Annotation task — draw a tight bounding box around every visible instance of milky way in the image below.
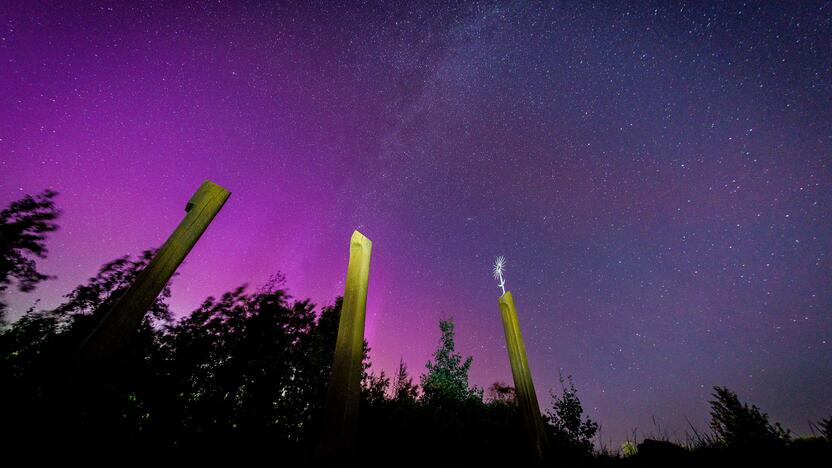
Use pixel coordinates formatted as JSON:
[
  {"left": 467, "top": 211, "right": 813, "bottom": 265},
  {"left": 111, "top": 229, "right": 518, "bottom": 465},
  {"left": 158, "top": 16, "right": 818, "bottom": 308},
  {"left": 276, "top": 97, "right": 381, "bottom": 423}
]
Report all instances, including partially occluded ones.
[{"left": 2, "top": 1, "right": 830, "bottom": 445}]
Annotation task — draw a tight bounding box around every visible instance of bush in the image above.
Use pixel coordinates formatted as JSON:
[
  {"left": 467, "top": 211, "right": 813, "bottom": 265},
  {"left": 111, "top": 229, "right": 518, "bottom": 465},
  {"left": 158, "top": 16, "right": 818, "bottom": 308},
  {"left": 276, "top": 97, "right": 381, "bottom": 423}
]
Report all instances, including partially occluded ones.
[
  {"left": 546, "top": 373, "right": 599, "bottom": 454},
  {"left": 708, "top": 386, "right": 789, "bottom": 448}
]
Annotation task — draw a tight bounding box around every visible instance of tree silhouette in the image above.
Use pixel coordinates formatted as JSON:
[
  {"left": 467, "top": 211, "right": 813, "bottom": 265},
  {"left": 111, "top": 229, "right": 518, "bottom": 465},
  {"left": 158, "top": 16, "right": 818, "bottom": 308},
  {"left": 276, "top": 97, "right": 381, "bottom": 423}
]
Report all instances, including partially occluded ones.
[
  {"left": 361, "top": 370, "right": 390, "bottom": 407},
  {"left": 546, "top": 373, "right": 598, "bottom": 454},
  {"left": 420, "top": 317, "right": 482, "bottom": 404},
  {"left": 392, "top": 358, "right": 418, "bottom": 402},
  {"left": 0, "top": 190, "right": 60, "bottom": 321},
  {"left": 157, "top": 275, "right": 343, "bottom": 452},
  {"left": 709, "top": 386, "right": 790, "bottom": 448}
]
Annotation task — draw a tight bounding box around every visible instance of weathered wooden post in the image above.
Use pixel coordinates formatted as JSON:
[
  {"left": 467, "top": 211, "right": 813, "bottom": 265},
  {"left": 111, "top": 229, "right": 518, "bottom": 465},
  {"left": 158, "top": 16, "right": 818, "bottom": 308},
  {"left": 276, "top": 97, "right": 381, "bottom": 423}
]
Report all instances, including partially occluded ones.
[
  {"left": 66, "top": 180, "right": 230, "bottom": 378},
  {"left": 316, "top": 230, "right": 372, "bottom": 465},
  {"left": 494, "top": 257, "right": 549, "bottom": 466}
]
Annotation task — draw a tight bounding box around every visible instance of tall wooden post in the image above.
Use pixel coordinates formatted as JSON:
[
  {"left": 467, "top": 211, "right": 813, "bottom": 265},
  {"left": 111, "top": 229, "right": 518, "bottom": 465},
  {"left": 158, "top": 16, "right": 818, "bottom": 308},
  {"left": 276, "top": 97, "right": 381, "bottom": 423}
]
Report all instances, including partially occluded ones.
[
  {"left": 66, "top": 180, "right": 230, "bottom": 378},
  {"left": 499, "top": 291, "right": 549, "bottom": 467},
  {"left": 317, "top": 230, "right": 372, "bottom": 465}
]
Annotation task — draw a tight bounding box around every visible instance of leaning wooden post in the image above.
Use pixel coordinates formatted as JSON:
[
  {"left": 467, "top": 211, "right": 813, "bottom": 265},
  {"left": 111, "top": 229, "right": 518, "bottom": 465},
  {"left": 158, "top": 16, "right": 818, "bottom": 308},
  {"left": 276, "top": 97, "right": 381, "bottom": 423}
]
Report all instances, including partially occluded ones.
[
  {"left": 499, "top": 291, "right": 550, "bottom": 466},
  {"left": 316, "top": 230, "right": 372, "bottom": 465},
  {"left": 492, "top": 256, "right": 549, "bottom": 466},
  {"left": 66, "top": 180, "right": 230, "bottom": 378}
]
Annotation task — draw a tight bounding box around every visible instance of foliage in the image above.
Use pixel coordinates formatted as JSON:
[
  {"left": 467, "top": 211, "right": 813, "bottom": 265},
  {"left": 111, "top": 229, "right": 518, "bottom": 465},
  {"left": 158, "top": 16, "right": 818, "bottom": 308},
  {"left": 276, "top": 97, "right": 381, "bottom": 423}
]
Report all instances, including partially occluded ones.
[
  {"left": 708, "top": 386, "right": 790, "bottom": 448},
  {"left": 391, "top": 358, "right": 418, "bottom": 402},
  {"left": 0, "top": 202, "right": 350, "bottom": 455},
  {"left": 158, "top": 277, "right": 352, "bottom": 450},
  {"left": 420, "top": 317, "right": 482, "bottom": 404},
  {"left": 361, "top": 370, "right": 390, "bottom": 407},
  {"left": 0, "top": 190, "right": 60, "bottom": 320},
  {"left": 546, "top": 373, "right": 599, "bottom": 454}
]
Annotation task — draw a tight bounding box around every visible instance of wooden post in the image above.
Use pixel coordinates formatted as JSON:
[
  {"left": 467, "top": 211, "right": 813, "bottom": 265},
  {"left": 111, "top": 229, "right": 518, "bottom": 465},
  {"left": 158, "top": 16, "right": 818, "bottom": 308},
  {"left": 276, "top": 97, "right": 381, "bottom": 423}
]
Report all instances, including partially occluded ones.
[
  {"left": 317, "top": 230, "right": 372, "bottom": 465},
  {"left": 67, "top": 180, "right": 230, "bottom": 378},
  {"left": 499, "top": 291, "right": 549, "bottom": 467}
]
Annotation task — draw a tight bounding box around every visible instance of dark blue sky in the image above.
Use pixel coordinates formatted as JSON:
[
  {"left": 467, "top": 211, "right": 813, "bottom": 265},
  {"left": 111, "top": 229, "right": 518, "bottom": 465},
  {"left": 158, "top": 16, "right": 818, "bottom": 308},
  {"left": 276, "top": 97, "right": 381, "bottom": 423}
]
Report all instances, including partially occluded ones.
[{"left": 2, "top": 1, "right": 830, "bottom": 446}]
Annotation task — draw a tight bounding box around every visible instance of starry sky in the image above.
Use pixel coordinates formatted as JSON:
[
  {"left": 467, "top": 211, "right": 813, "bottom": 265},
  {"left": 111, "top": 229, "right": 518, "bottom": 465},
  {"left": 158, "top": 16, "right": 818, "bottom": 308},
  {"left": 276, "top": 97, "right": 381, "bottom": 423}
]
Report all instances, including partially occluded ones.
[{"left": 2, "top": 1, "right": 831, "bottom": 446}]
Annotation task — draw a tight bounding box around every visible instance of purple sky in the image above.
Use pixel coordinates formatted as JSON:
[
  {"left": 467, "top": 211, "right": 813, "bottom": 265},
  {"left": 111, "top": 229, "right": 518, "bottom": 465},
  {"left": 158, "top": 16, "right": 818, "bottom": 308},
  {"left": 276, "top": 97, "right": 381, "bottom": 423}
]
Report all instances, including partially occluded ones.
[{"left": 2, "top": 1, "right": 831, "bottom": 446}]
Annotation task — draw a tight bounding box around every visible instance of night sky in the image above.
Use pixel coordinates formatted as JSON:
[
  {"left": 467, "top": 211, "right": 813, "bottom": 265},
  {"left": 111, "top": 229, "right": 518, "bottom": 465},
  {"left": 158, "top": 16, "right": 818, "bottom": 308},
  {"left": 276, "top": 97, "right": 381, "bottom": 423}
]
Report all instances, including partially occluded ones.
[{"left": 2, "top": 1, "right": 831, "bottom": 446}]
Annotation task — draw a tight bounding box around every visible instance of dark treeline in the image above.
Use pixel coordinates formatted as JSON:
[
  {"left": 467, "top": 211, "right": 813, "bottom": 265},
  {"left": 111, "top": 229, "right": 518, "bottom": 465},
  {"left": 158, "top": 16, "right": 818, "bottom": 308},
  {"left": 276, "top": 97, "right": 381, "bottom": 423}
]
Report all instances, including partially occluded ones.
[{"left": 1, "top": 191, "right": 830, "bottom": 466}]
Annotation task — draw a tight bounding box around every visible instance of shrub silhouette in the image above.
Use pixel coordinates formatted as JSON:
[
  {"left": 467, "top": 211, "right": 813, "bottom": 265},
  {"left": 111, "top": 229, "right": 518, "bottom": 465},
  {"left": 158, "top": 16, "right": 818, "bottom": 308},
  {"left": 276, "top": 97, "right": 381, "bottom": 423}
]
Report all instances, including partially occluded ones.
[
  {"left": 709, "top": 386, "right": 790, "bottom": 448},
  {"left": 546, "top": 373, "right": 599, "bottom": 455}
]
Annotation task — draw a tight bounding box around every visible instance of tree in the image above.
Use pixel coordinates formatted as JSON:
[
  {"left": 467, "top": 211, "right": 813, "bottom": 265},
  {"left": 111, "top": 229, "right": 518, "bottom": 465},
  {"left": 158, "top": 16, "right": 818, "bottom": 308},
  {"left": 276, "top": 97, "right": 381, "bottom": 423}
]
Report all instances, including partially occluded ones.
[
  {"left": 0, "top": 190, "right": 60, "bottom": 321},
  {"left": 392, "top": 358, "right": 418, "bottom": 402},
  {"left": 420, "top": 318, "right": 482, "bottom": 403},
  {"left": 709, "top": 386, "right": 790, "bottom": 447},
  {"left": 361, "top": 370, "right": 390, "bottom": 407},
  {"left": 546, "top": 373, "right": 598, "bottom": 454},
  {"left": 160, "top": 277, "right": 319, "bottom": 445}
]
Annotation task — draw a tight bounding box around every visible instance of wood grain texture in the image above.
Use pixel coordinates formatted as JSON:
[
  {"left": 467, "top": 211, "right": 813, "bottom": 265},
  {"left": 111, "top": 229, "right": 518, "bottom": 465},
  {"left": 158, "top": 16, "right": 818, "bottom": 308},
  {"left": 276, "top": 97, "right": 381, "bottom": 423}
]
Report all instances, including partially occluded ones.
[
  {"left": 499, "top": 291, "right": 550, "bottom": 467},
  {"left": 317, "top": 230, "right": 372, "bottom": 465},
  {"left": 67, "top": 180, "right": 230, "bottom": 379}
]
